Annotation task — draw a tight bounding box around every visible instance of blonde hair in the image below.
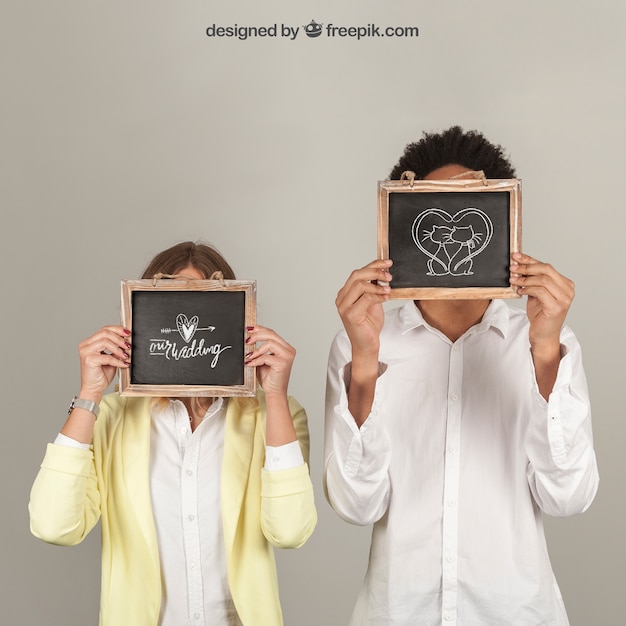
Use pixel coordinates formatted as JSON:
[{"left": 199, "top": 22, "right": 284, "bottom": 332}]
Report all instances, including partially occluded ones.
[
  {"left": 141, "top": 241, "right": 238, "bottom": 415},
  {"left": 141, "top": 241, "right": 236, "bottom": 280}
]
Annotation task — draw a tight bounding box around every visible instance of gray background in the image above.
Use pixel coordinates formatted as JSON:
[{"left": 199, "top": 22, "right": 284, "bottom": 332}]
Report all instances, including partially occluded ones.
[{"left": 2, "top": 1, "right": 624, "bottom": 624}]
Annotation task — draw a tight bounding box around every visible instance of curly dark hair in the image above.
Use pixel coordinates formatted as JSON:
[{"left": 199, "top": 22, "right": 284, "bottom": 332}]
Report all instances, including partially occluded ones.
[{"left": 388, "top": 126, "right": 516, "bottom": 180}]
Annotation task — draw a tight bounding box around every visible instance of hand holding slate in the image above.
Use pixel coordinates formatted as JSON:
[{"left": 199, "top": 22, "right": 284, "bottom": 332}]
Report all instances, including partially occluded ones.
[
  {"left": 60, "top": 325, "right": 131, "bottom": 444},
  {"left": 509, "top": 252, "right": 575, "bottom": 400},
  {"left": 335, "top": 258, "right": 393, "bottom": 427},
  {"left": 244, "top": 325, "right": 294, "bottom": 396},
  {"left": 335, "top": 259, "right": 393, "bottom": 356},
  {"left": 244, "top": 325, "right": 299, "bottom": 447},
  {"left": 79, "top": 326, "right": 132, "bottom": 396}
]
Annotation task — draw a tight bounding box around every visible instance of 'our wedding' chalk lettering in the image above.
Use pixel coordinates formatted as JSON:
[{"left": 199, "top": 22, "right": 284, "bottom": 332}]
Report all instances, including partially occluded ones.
[
  {"left": 145, "top": 311, "right": 233, "bottom": 368},
  {"left": 149, "top": 337, "right": 231, "bottom": 368}
]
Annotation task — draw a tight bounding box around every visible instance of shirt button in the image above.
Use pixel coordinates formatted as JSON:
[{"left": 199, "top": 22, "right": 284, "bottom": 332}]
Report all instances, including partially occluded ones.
[
  {"left": 188, "top": 514, "right": 195, "bottom": 522},
  {"left": 194, "top": 613, "right": 200, "bottom": 620},
  {"left": 444, "top": 613, "right": 454, "bottom": 621},
  {"left": 453, "top": 345, "right": 459, "bottom": 351},
  {"left": 447, "top": 499, "right": 457, "bottom": 507},
  {"left": 451, "top": 394, "right": 458, "bottom": 402},
  {"left": 181, "top": 427, "right": 188, "bottom": 434},
  {"left": 446, "top": 555, "right": 456, "bottom": 563},
  {"left": 449, "top": 446, "right": 457, "bottom": 454},
  {"left": 186, "top": 469, "right": 193, "bottom": 476}
]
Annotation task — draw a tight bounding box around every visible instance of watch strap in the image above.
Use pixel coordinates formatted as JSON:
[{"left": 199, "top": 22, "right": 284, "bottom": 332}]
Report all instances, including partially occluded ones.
[{"left": 68, "top": 396, "right": 100, "bottom": 418}]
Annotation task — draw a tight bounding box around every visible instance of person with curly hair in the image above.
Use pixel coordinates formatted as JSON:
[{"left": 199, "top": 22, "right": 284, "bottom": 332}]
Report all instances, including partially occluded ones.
[{"left": 324, "top": 127, "right": 598, "bottom": 625}]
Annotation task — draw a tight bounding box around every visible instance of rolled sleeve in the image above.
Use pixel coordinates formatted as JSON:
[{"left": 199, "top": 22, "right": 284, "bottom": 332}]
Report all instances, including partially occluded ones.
[
  {"left": 324, "top": 335, "right": 392, "bottom": 526},
  {"left": 526, "top": 327, "right": 599, "bottom": 517}
]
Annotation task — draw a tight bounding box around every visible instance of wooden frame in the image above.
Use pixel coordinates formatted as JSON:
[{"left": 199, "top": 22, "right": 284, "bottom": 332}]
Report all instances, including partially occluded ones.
[
  {"left": 119, "top": 278, "right": 256, "bottom": 397},
  {"left": 378, "top": 178, "right": 522, "bottom": 299}
]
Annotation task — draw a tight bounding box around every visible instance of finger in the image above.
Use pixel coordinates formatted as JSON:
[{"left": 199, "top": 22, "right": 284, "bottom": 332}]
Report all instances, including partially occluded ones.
[
  {"left": 80, "top": 327, "right": 132, "bottom": 355},
  {"left": 81, "top": 325, "right": 131, "bottom": 344},
  {"left": 337, "top": 277, "right": 390, "bottom": 314},
  {"left": 83, "top": 351, "right": 130, "bottom": 370},
  {"left": 244, "top": 352, "right": 292, "bottom": 386},
  {"left": 245, "top": 326, "right": 293, "bottom": 350},
  {"left": 510, "top": 268, "right": 574, "bottom": 303},
  {"left": 510, "top": 253, "right": 573, "bottom": 285},
  {"left": 80, "top": 337, "right": 131, "bottom": 363},
  {"left": 245, "top": 337, "right": 295, "bottom": 362},
  {"left": 245, "top": 352, "right": 285, "bottom": 368},
  {"left": 338, "top": 289, "right": 389, "bottom": 324},
  {"left": 245, "top": 329, "right": 294, "bottom": 356},
  {"left": 513, "top": 281, "right": 572, "bottom": 316},
  {"left": 511, "top": 252, "right": 538, "bottom": 265},
  {"left": 341, "top": 259, "right": 393, "bottom": 288},
  {"left": 510, "top": 255, "right": 574, "bottom": 297},
  {"left": 336, "top": 260, "right": 393, "bottom": 301}
]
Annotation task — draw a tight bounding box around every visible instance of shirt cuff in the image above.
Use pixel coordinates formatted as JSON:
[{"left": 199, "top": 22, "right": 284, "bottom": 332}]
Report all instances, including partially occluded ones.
[
  {"left": 265, "top": 440, "right": 304, "bottom": 471},
  {"left": 53, "top": 433, "right": 91, "bottom": 450},
  {"left": 529, "top": 342, "right": 571, "bottom": 405},
  {"left": 340, "top": 361, "right": 387, "bottom": 434}
]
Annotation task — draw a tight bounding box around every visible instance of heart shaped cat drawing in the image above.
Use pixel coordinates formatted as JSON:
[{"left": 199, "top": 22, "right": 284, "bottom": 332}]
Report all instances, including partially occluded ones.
[
  {"left": 412, "top": 208, "right": 493, "bottom": 276},
  {"left": 176, "top": 313, "right": 199, "bottom": 343}
]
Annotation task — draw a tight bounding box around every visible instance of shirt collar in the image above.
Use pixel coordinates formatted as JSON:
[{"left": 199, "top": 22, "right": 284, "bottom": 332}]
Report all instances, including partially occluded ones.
[
  {"left": 154, "top": 396, "right": 227, "bottom": 421},
  {"left": 398, "top": 299, "right": 511, "bottom": 339}
]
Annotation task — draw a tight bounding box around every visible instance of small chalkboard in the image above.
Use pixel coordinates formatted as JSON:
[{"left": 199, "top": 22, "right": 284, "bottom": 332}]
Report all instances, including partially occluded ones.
[
  {"left": 378, "top": 178, "right": 522, "bottom": 299},
  {"left": 119, "top": 278, "right": 256, "bottom": 397}
]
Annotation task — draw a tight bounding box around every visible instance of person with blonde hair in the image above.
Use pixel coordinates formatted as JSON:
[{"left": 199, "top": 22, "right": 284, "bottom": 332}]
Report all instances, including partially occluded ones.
[{"left": 30, "top": 241, "right": 317, "bottom": 626}]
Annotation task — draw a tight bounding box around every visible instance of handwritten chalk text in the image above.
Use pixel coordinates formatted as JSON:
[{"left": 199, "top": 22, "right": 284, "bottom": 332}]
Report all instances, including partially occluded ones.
[{"left": 149, "top": 337, "right": 232, "bottom": 368}]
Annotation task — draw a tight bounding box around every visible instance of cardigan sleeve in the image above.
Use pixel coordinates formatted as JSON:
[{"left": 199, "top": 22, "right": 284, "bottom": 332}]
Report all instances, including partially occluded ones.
[
  {"left": 260, "top": 397, "right": 317, "bottom": 548},
  {"left": 29, "top": 443, "right": 101, "bottom": 545}
]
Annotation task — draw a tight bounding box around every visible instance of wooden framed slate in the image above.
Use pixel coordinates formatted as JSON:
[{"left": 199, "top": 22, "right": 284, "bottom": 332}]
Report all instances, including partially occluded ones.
[
  {"left": 378, "top": 177, "right": 522, "bottom": 299},
  {"left": 119, "top": 278, "right": 256, "bottom": 397}
]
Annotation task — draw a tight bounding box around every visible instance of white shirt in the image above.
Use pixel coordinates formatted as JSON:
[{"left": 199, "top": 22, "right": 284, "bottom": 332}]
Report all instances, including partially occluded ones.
[
  {"left": 324, "top": 300, "right": 598, "bottom": 626},
  {"left": 150, "top": 397, "right": 238, "bottom": 626},
  {"left": 55, "top": 397, "right": 304, "bottom": 626}
]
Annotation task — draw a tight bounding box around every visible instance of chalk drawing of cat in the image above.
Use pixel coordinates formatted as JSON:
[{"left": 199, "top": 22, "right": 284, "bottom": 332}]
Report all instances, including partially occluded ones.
[
  {"left": 448, "top": 225, "right": 483, "bottom": 275},
  {"left": 422, "top": 225, "right": 453, "bottom": 275},
  {"left": 412, "top": 207, "right": 494, "bottom": 279}
]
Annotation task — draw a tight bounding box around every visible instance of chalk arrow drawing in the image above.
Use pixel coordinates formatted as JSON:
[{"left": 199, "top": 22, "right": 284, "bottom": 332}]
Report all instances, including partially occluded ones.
[{"left": 159, "top": 313, "right": 216, "bottom": 343}]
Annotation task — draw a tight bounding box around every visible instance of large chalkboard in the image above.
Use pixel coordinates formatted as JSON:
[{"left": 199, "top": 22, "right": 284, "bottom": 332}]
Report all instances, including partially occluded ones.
[
  {"left": 378, "top": 178, "right": 522, "bottom": 299},
  {"left": 119, "top": 278, "right": 256, "bottom": 396}
]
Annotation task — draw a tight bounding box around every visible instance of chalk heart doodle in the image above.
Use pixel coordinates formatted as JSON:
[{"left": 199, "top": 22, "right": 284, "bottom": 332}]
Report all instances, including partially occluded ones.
[
  {"left": 152, "top": 315, "right": 226, "bottom": 367},
  {"left": 412, "top": 208, "right": 494, "bottom": 276},
  {"left": 176, "top": 313, "right": 199, "bottom": 343}
]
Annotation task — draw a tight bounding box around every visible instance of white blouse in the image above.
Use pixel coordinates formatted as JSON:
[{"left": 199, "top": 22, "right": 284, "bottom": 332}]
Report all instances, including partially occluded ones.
[{"left": 55, "top": 396, "right": 304, "bottom": 626}]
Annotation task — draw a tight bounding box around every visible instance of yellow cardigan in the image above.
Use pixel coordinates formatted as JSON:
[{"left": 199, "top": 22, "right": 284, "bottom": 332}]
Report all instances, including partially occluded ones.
[{"left": 29, "top": 392, "right": 317, "bottom": 626}]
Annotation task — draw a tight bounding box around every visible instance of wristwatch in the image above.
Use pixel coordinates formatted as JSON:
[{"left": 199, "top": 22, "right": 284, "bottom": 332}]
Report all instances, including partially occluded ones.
[{"left": 68, "top": 396, "right": 100, "bottom": 418}]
